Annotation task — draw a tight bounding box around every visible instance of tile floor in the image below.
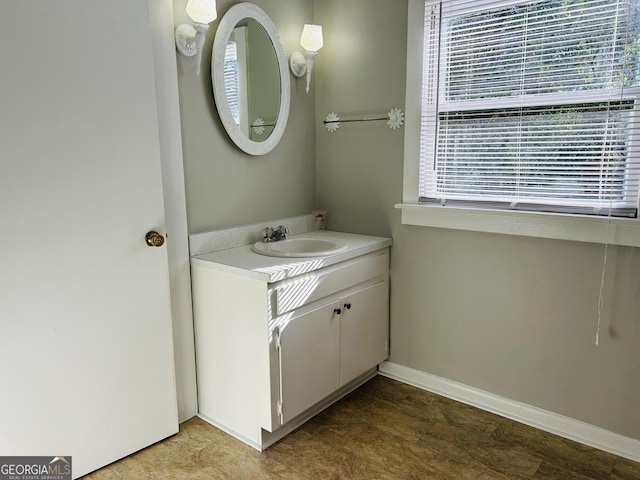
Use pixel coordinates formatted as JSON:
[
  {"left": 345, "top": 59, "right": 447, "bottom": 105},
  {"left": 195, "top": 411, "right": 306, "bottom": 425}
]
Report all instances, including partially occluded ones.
[{"left": 83, "top": 376, "right": 640, "bottom": 479}]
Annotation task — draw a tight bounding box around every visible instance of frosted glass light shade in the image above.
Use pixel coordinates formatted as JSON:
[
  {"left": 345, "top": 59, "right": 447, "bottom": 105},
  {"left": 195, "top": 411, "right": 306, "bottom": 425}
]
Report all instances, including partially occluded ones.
[
  {"left": 186, "top": 0, "right": 217, "bottom": 24},
  {"left": 300, "top": 24, "right": 323, "bottom": 52}
]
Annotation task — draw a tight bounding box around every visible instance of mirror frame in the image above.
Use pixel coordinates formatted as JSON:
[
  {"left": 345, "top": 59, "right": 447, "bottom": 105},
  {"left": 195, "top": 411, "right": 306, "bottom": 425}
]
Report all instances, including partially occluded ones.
[{"left": 212, "top": 3, "right": 290, "bottom": 156}]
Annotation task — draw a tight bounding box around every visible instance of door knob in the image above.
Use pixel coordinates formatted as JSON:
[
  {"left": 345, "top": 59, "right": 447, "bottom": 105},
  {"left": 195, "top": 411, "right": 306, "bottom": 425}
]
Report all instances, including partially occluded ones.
[
  {"left": 145, "top": 231, "right": 165, "bottom": 247},
  {"left": 344, "top": 303, "right": 352, "bottom": 310},
  {"left": 333, "top": 307, "right": 342, "bottom": 315}
]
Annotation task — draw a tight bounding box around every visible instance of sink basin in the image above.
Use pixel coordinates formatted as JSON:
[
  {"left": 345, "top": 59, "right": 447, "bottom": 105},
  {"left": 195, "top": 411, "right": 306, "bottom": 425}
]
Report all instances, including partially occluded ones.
[{"left": 251, "top": 237, "right": 347, "bottom": 257}]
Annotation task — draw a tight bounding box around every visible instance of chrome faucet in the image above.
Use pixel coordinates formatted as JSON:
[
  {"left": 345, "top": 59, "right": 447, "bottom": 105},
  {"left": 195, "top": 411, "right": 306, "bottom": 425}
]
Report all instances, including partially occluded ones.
[
  {"left": 260, "top": 225, "right": 288, "bottom": 243},
  {"left": 261, "top": 227, "right": 275, "bottom": 243},
  {"left": 274, "top": 225, "right": 289, "bottom": 241}
]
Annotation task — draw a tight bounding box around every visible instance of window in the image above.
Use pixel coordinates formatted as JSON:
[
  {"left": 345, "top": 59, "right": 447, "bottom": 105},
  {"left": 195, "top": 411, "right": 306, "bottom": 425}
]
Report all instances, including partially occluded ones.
[
  {"left": 223, "top": 39, "right": 241, "bottom": 126},
  {"left": 223, "top": 26, "right": 249, "bottom": 134},
  {"left": 418, "top": 0, "right": 640, "bottom": 218}
]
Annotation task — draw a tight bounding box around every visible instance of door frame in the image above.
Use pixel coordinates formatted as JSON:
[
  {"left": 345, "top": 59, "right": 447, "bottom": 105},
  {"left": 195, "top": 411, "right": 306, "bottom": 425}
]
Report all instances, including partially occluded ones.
[{"left": 149, "top": 0, "right": 197, "bottom": 422}]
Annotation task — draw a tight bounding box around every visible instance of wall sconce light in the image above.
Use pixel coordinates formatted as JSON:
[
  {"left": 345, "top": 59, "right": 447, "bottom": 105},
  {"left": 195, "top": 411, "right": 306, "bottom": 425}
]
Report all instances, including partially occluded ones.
[
  {"left": 290, "top": 24, "right": 323, "bottom": 93},
  {"left": 175, "top": 0, "right": 218, "bottom": 76}
]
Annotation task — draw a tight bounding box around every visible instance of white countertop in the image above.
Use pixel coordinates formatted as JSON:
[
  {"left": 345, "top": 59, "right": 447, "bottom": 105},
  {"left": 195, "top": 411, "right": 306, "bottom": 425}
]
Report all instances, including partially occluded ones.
[{"left": 191, "top": 230, "right": 392, "bottom": 283}]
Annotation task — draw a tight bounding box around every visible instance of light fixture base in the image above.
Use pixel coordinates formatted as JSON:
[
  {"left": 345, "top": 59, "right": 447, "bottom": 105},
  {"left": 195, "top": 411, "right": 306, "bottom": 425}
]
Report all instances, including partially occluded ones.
[
  {"left": 290, "top": 51, "right": 306, "bottom": 77},
  {"left": 175, "top": 24, "right": 198, "bottom": 57}
]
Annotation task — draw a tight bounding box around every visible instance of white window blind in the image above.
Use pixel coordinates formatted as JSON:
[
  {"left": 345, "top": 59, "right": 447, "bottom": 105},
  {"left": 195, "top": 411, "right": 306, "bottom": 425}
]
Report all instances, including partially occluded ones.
[
  {"left": 419, "top": 0, "right": 640, "bottom": 217},
  {"left": 224, "top": 40, "right": 241, "bottom": 126}
]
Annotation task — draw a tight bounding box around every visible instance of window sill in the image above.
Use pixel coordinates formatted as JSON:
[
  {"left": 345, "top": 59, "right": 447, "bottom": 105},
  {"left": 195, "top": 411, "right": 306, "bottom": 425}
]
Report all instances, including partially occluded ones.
[{"left": 396, "top": 203, "right": 640, "bottom": 247}]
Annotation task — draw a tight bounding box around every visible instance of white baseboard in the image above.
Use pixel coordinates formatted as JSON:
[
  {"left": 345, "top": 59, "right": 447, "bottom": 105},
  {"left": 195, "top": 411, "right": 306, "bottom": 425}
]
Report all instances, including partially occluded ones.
[{"left": 378, "top": 361, "right": 640, "bottom": 463}]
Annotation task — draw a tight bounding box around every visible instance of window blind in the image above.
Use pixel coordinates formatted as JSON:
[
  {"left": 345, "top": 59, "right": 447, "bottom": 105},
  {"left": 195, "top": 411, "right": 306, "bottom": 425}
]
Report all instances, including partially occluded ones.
[
  {"left": 223, "top": 40, "right": 241, "bottom": 126},
  {"left": 419, "top": 0, "right": 640, "bottom": 217}
]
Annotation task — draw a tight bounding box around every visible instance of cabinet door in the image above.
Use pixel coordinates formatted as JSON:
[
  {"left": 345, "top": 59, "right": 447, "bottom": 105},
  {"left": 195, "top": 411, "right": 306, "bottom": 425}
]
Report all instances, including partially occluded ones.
[
  {"left": 278, "top": 301, "right": 341, "bottom": 424},
  {"left": 341, "top": 281, "right": 389, "bottom": 385}
]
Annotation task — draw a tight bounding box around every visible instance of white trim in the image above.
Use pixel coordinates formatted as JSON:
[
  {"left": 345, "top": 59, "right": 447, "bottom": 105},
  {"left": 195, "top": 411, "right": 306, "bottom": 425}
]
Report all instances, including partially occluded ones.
[
  {"left": 396, "top": 203, "right": 640, "bottom": 247},
  {"left": 402, "top": 0, "right": 426, "bottom": 204},
  {"left": 149, "top": 0, "right": 197, "bottom": 422},
  {"left": 379, "top": 361, "right": 640, "bottom": 463}
]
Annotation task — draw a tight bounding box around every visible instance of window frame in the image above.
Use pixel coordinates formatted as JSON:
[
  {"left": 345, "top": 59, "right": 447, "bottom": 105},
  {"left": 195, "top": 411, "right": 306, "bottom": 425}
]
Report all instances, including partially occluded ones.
[{"left": 399, "top": 0, "right": 640, "bottom": 247}]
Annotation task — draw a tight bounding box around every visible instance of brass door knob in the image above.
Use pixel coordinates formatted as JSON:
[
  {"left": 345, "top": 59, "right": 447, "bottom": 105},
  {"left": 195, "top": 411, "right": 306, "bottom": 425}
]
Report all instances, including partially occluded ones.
[{"left": 145, "top": 231, "right": 165, "bottom": 247}]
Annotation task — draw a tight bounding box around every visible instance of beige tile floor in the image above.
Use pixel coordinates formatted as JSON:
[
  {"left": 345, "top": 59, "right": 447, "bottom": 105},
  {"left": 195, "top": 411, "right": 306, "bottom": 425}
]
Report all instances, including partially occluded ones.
[{"left": 83, "top": 376, "right": 640, "bottom": 479}]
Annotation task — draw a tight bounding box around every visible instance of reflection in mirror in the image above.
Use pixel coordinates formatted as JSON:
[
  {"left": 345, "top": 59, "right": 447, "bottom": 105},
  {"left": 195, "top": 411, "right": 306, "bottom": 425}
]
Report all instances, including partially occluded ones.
[
  {"left": 212, "top": 3, "right": 290, "bottom": 156},
  {"left": 223, "top": 20, "right": 280, "bottom": 142},
  {"left": 224, "top": 27, "right": 247, "bottom": 134}
]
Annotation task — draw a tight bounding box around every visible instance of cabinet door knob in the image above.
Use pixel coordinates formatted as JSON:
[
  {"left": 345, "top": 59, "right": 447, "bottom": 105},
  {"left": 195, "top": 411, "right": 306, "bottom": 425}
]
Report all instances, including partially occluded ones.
[
  {"left": 333, "top": 307, "right": 342, "bottom": 315},
  {"left": 344, "top": 303, "right": 352, "bottom": 310}
]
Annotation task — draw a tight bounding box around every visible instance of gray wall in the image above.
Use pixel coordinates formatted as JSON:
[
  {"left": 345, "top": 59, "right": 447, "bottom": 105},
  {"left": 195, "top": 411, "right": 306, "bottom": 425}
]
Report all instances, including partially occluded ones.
[
  {"left": 314, "top": 0, "right": 640, "bottom": 441},
  {"left": 174, "top": 0, "right": 316, "bottom": 233}
]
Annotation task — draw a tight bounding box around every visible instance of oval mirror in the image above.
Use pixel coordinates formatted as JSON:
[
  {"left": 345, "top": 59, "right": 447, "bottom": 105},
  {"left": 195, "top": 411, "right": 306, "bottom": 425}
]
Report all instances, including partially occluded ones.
[{"left": 212, "top": 3, "right": 290, "bottom": 155}]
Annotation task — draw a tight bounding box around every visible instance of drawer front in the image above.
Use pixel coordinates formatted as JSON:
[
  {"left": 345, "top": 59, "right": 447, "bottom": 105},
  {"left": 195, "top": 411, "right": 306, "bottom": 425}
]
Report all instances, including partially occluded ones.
[{"left": 272, "top": 249, "right": 389, "bottom": 316}]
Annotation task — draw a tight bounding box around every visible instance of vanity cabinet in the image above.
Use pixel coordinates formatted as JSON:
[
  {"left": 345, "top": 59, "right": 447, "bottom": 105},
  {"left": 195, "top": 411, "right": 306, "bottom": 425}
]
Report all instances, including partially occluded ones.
[{"left": 191, "top": 246, "right": 389, "bottom": 450}]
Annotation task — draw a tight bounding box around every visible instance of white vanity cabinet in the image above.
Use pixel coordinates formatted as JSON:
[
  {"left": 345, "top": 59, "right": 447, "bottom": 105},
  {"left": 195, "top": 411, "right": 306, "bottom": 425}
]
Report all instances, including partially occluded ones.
[{"left": 191, "top": 239, "right": 390, "bottom": 450}]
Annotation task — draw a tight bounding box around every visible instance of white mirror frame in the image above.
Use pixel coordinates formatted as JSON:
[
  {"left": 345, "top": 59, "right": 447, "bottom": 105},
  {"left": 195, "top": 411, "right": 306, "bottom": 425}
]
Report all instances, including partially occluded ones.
[{"left": 212, "top": 3, "right": 290, "bottom": 156}]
